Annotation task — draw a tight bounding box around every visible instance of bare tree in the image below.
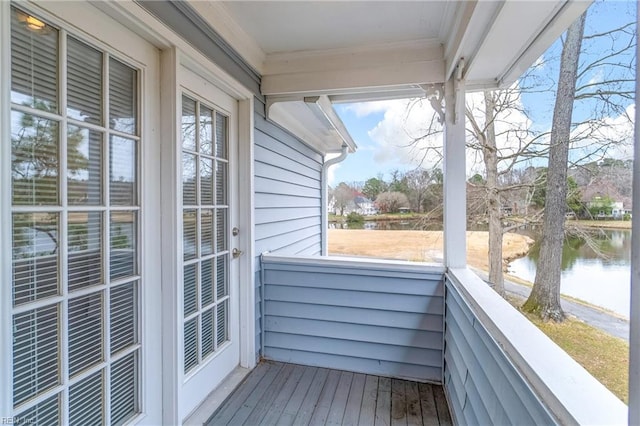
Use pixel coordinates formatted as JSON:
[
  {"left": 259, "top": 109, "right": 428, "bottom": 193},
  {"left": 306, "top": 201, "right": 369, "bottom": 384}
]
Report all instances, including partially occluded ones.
[{"left": 523, "top": 12, "right": 587, "bottom": 321}]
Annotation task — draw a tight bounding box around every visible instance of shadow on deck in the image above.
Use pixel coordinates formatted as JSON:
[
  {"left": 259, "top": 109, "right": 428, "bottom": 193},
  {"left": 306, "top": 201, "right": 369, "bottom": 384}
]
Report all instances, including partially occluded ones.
[{"left": 206, "top": 361, "right": 452, "bottom": 425}]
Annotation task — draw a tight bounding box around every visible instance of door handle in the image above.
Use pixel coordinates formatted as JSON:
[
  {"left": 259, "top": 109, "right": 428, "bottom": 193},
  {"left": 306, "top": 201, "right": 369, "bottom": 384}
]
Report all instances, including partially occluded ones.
[{"left": 232, "top": 248, "right": 243, "bottom": 258}]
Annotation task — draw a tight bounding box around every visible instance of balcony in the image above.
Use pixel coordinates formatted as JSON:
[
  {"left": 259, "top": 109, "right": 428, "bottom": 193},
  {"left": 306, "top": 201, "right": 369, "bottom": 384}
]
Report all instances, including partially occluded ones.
[{"left": 201, "top": 254, "right": 628, "bottom": 425}]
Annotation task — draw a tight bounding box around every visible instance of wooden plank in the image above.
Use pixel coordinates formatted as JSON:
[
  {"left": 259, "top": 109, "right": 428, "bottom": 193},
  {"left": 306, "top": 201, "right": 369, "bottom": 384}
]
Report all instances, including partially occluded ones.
[
  {"left": 375, "top": 377, "right": 391, "bottom": 426},
  {"left": 342, "top": 373, "right": 366, "bottom": 426},
  {"left": 207, "top": 362, "right": 274, "bottom": 424},
  {"left": 358, "top": 375, "right": 378, "bottom": 426},
  {"left": 276, "top": 366, "right": 319, "bottom": 426},
  {"left": 405, "top": 381, "right": 423, "bottom": 426},
  {"left": 326, "top": 371, "right": 354, "bottom": 425},
  {"left": 244, "top": 363, "right": 296, "bottom": 425},
  {"left": 391, "top": 379, "right": 407, "bottom": 426},
  {"left": 308, "top": 369, "right": 341, "bottom": 425},
  {"left": 293, "top": 368, "right": 330, "bottom": 425},
  {"left": 225, "top": 362, "right": 284, "bottom": 425},
  {"left": 433, "top": 386, "right": 453, "bottom": 426},
  {"left": 418, "top": 383, "right": 439, "bottom": 426},
  {"left": 259, "top": 364, "right": 306, "bottom": 425}
]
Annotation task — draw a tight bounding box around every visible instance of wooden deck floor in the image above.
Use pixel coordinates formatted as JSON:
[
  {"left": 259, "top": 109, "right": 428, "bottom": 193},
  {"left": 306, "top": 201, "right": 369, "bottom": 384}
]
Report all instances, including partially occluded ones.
[{"left": 206, "top": 361, "right": 452, "bottom": 426}]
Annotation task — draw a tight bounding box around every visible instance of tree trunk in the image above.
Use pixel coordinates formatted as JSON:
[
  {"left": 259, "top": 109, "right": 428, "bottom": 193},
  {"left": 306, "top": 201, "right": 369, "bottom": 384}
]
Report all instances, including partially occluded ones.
[
  {"left": 483, "top": 91, "right": 505, "bottom": 295},
  {"left": 523, "top": 12, "right": 586, "bottom": 321}
]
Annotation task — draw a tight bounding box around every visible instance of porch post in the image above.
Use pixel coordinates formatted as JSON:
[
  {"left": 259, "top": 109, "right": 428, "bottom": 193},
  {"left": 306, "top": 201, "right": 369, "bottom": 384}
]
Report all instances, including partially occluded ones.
[
  {"left": 443, "top": 69, "right": 467, "bottom": 268},
  {"left": 629, "top": 4, "right": 640, "bottom": 421}
]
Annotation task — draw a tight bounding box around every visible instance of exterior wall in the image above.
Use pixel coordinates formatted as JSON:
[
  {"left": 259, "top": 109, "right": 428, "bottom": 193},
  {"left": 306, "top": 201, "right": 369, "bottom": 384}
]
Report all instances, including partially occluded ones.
[
  {"left": 253, "top": 99, "right": 325, "bottom": 358},
  {"left": 443, "top": 276, "right": 556, "bottom": 425},
  {"left": 261, "top": 255, "right": 446, "bottom": 382}
]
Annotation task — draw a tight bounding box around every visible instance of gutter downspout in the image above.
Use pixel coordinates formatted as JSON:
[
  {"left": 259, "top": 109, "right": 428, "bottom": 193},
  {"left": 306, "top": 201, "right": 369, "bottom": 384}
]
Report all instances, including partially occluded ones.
[
  {"left": 321, "top": 145, "right": 349, "bottom": 255},
  {"left": 628, "top": 5, "right": 640, "bottom": 422}
]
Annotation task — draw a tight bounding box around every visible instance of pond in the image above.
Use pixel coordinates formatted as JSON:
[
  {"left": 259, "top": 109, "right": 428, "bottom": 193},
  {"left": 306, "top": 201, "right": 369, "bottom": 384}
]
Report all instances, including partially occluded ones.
[{"left": 508, "top": 229, "right": 631, "bottom": 318}]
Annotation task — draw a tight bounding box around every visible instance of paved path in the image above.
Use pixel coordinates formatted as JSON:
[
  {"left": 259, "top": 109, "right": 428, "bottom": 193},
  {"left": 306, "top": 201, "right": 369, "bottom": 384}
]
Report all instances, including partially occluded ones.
[{"left": 472, "top": 269, "right": 630, "bottom": 341}]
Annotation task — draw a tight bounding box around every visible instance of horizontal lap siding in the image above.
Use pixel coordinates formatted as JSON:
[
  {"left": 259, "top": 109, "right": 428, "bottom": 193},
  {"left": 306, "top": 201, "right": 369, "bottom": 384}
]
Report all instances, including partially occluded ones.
[
  {"left": 262, "top": 259, "right": 445, "bottom": 383},
  {"left": 443, "top": 278, "right": 556, "bottom": 425},
  {"left": 254, "top": 100, "right": 324, "bottom": 359}
]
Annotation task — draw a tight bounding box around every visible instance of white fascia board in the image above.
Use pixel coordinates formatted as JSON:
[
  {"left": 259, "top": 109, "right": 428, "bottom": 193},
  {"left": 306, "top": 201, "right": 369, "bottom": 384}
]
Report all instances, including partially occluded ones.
[
  {"left": 497, "top": 0, "right": 592, "bottom": 87},
  {"left": 266, "top": 96, "right": 355, "bottom": 155},
  {"left": 261, "top": 41, "right": 444, "bottom": 97},
  {"left": 186, "top": 1, "right": 266, "bottom": 74}
]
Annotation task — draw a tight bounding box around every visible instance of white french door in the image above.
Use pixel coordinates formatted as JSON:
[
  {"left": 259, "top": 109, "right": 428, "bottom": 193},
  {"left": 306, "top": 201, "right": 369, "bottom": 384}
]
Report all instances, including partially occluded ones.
[
  {"left": 178, "top": 68, "right": 240, "bottom": 420},
  {"left": 5, "top": 2, "right": 162, "bottom": 424}
]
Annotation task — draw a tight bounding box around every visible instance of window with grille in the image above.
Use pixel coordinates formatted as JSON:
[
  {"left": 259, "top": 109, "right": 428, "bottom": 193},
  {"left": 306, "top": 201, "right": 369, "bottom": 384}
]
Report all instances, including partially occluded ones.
[
  {"left": 10, "top": 6, "right": 140, "bottom": 424},
  {"left": 181, "top": 95, "right": 230, "bottom": 375}
]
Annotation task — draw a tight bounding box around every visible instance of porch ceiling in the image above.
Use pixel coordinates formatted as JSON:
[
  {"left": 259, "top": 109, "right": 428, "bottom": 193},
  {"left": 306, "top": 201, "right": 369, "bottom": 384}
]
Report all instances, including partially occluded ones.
[{"left": 194, "top": 0, "right": 590, "bottom": 99}]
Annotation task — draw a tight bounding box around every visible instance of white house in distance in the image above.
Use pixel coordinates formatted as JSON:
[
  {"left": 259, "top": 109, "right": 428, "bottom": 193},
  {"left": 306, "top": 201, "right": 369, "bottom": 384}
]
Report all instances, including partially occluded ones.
[{"left": 1, "top": 1, "right": 635, "bottom": 425}]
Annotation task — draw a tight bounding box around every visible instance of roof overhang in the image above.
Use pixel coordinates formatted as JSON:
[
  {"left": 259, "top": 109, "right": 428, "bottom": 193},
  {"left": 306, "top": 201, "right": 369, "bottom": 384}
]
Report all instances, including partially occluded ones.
[{"left": 187, "top": 0, "right": 591, "bottom": 153}]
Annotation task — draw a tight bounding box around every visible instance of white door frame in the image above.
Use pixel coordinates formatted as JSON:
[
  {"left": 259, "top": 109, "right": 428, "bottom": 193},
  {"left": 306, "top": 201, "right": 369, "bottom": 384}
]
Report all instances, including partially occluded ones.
[{"left": 159, "top": 48, "right": 256, "bottom": 425}]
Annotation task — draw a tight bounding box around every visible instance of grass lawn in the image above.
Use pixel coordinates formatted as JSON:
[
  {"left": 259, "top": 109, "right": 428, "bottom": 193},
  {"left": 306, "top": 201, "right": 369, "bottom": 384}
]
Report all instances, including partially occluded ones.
[{"left": 329, "top": 229, "right": 629, "bottom": 403}]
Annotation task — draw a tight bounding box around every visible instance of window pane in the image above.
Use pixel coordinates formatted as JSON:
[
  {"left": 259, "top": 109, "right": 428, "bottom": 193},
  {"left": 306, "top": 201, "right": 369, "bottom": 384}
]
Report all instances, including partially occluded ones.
[
  {"left": 16, "top": 393, "right": 60, "bottom": 425},
  {"left": 216, "top": 209, "right": 227, "bottom": 252},
  {"left": 181, "top": 96, "right": 196, "bottom": 151},
  {"left": 12, "top": 212, "right": 59, "bottom": 306},
  {"left": 184, "top": 318, "right": 198, "bottom": 373},
  {"left": 215, "top": 161, "right": 227, "bottom": 206},
  {"left": 13, "top": 305, "right": 60, "bottom": 407},
  {"left": 68, "top": 293, "right": 103, "bottom": 376},
  {"left": 68, "top": 126, "right": 102, "bottom": 206},
  {"left": 200, "top": 106, "right": 213, "bottom": 155},
  {"left": 111, "top": 282, "right": 137, "bottom": 354},
  {"left": 215, "top": 112, "right": 227, "bottom": 159},
  {"left": 110, "top": 211, "right": 137, "bottom": 279},
  {"left": 216, "top": 300, "right": 228, "bottom": 346},
  {"left": 201, "top": 259, "right": 214, "bottom": 307},
  {"left": 109, "top": 57, "right": 137, "bottom": 134},
  {"left": 201, "top": 209, "right": 214, "bottom": 257},
  {"left": 10, "top": 7, "right": 58, "bottom": 112},
  {"left": 200, "top": 158, "right": 213, "bottom": 206},
  {"left": 184, "top": 264, "right": 197, "bottom": 317},
  {"left": 68, "top": 212, "right": 102, "bottom": 291},
  {"left": 69, "top": 370, "right": 104, "bottom": 426},
  {"left": 182, "top": 153, "right": 197, "bottom": 206},
  {"left": 183, "top": 209, "right": 197, "bottom": 261},
  {"left": 216, "top": 255, "right": 228, "bottom": 300},
  {"left": 110, "top": 136, "right": 137, "bottom": 206},
  {"left": 11, "top": 111, "right": 59, "bottom": 206},
  {"left": 111, "top": 352, "right": 139, "bottom": 426},
  {"left": 202, "top": 308, "right": 214, "bottom": 358},
  {"left": 67, "top": 36, "right": 102, "bottom": 124}
]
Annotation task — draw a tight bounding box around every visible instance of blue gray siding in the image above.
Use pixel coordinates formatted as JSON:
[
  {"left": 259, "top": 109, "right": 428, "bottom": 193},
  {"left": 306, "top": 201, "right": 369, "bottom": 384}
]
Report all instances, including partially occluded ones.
[
  {"left": 443, "top": 276, "right": 555, "bottom": 425},
  {"left": 254, "top": 100, "right": 325, "bottom": 358},
  {"left": 261, "top": 256, "right": 446, "bottom": 382}
]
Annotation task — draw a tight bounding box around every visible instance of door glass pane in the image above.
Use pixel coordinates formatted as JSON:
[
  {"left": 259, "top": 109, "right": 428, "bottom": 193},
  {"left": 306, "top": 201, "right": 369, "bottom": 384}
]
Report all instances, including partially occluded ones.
[
  {"left": 109, "top": 58, "right": 137, "bottom": 134},
  {"left": 201, "top": 308, "right": 214, "bottom": 358},
  {"left": 69, "top": 371, "right": 104, "bottom": 425},
  {"left": 184, "top": 264, "right": 198, "bottom": 317},
  {"left": 111, "top": 282, "right": 138, "bottom": 354},
  {"left": 216, "top": 301, "right": 228, "bottom": 346},
  {"left": 110, "top": 136, "right": 137, "bottom": 206},
  {"left": 11, "top": 111, "right": 59, "bottom": 206},
  {"left": 184, "top": 318, "right": 198, "bottom": 373},
  {"left": 67, "top": 36, "right": 102, "bottom": 124},
  {"left": 200, "top": 106, "right": 213, "bottom": 155},
  {"left": 215, "top": 161, "right": 227, "bottom": 205},
  {"left": 215, "top": 112, "right": 227, "bottom": 159},
  {"left": 217, "top": 254, "right": 228, "bottom": 300},
  {"left": 181, "top": 96, "right": 196, "bottom": 151},
  {"left": 18, "top": 394, "right": 60, "bottom": 425},
  {"left": 200, "top": 158, "right": 214, "bottom": 205},
  {"left": 201, "top": 259, "right": 214, "bottom": 307},
  {"left": 216, "top": 209, "right": 227, "bottom": 252},
  {"left": 201, "top": 209, "right": 214, "bottom": 256},
  {"left": 111, "top": 353, "right": 138, "bottom": 426},
  {"left": 182, "top": 153, "right": 197, "bottom": 205},
  {"left": 68, "top": 293, "right": 103, "bottom": 376},
  {"left": 68, "top": 126, "right": 102, "bottom": 205},
  {"left": 13, "top": 305, "right": 60, "bottom": 406},
  {"left": 68, "top": 212, "right": 102, "bottom": 291},
  {"left": 10, "top": 6, "right": 58, "bottom": 112},
  {"left": 110, "top": 211, "right": 137, "bottom": 279},
  {"left": 183, "top": 209, "right": 197, "bottom": 261},
  {"left": 12, "top": 212, "right": 59, "bottom": 306}
]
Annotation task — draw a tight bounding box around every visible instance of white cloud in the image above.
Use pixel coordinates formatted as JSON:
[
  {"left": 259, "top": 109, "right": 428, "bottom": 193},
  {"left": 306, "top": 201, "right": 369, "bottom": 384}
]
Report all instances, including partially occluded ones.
[
  {"left": 343, "top": 100, "right": 405, "bottom": 118},
  {"left": 327, "top": 162, "right": 340, "bottom": 187}
]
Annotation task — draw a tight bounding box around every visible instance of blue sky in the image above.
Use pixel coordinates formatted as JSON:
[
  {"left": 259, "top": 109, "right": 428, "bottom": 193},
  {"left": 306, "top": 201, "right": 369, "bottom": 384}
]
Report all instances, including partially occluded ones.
[{"left": 329, "top": 0, "right": 636, "bottom": 187}]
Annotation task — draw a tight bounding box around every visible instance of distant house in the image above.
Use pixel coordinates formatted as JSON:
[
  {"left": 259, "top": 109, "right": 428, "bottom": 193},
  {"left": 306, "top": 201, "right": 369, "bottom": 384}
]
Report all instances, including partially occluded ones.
[{"left": 344, "top": 195, "right": 378, "bottom": 216}]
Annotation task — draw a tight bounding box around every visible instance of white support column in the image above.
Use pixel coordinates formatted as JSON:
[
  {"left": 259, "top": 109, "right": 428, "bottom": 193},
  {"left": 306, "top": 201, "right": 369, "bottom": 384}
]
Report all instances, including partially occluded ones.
[
  {"left": 443, "top": 72, "right": 467, "bottom": 268},
  {"left": 629, "top": 4, "right": 640, "bottom": 422}
]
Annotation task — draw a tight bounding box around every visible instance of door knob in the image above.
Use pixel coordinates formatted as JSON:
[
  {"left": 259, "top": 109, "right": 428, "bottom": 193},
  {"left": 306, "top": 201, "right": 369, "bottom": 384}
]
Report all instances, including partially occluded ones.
[{"left": 232, "top": 248, "right": 243, "bottom": 258}]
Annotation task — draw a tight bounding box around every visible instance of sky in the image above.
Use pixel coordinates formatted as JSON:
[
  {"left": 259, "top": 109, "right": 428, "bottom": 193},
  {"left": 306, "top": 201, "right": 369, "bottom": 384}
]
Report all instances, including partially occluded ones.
[{"left": 329, "top": 0, "right": 637, "bottom": 188}]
